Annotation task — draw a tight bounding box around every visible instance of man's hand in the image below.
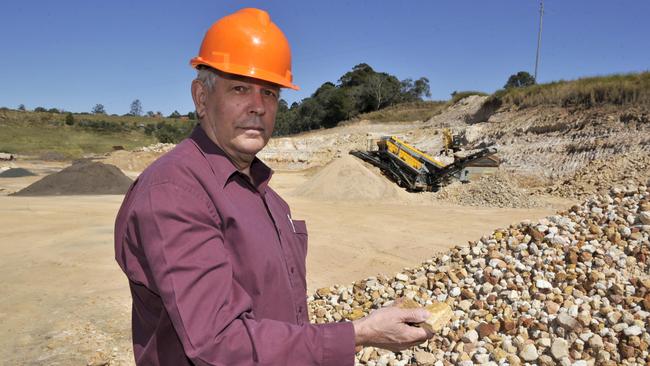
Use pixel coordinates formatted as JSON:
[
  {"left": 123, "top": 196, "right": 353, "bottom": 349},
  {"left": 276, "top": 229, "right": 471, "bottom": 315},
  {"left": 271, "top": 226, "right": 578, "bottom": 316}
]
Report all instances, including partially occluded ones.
[{"left": 352, "top": 304, "right": 434, "bottom": 352}]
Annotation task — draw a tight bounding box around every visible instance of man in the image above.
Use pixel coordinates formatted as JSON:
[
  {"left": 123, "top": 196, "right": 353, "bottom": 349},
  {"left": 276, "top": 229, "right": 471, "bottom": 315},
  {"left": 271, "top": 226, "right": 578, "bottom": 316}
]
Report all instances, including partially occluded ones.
[{"left": 115, "top": 8, "right": 433, "bottom": 365}]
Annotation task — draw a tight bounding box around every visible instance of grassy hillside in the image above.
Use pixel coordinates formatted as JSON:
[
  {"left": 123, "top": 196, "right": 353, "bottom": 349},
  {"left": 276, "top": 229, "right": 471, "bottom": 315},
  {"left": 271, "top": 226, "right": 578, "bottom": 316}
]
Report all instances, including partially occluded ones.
[
  {"left": 0, "top": 109, "right": 193, "bottom": 159},
  {"left": 356, "top": 72, "right": 649, "bottom": 125},
  {"left": 489, "top": 71, "right": 650, "bottom": 109}
]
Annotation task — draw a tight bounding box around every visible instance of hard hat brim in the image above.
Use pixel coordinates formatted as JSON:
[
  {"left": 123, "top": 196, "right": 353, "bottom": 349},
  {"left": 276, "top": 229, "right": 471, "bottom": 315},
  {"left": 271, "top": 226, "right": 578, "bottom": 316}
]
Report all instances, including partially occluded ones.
[{"left": 190, "top": 57, "right": 299, "bottom": 91}]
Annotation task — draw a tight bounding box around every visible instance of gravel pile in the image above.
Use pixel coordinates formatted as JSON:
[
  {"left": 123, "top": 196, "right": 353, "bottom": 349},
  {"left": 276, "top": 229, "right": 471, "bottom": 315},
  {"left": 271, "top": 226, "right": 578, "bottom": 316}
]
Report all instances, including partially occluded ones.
[
  {"left": 11, "top": 160, "right": 132, "bottom": 196},
  {"left": 0, "top": 167, "right": 36, "bottom": 178},
  {"left": 433, "top": 172, "right": 541, "bottom": 208},
  {"left": 545, "top": 151, "right": 650, "bottom": 200},
  {"left": 135, "top": 143, "right": 176, "bottom": 153},
  {"left": 308, "top": 184, "right": 650, "bottom": 365}
]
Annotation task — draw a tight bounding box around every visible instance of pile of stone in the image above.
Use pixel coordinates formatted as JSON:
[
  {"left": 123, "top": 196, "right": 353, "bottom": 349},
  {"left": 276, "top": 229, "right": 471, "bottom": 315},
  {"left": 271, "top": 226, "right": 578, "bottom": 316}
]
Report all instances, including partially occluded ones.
[
  {"left": 0, "top": 167, "right": 36, "bottom": 178},
  {"left": 308, "top": 184, "right": 650, "bottom": 365},
  {"left": 433, "top": 172, "right": 541, "bottom": 208},
  {"left": 135, "top": 143, "right": 176, "bottom": 153},
  {"left": 11, "top": 160, "right": 132, "bottom": 196},
  {"left": 545, "top": 151, "right": 650, "bottom": 200}
]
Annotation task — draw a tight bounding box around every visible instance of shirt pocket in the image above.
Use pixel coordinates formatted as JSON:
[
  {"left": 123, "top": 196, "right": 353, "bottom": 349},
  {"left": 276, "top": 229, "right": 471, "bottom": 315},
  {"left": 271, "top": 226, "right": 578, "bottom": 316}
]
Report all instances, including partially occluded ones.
[
  {"left": 291, "top": 219, "right": 308, "bottom": 258},
  {"left": 288, "top": 219, "right": 308, "bottom": 285}
]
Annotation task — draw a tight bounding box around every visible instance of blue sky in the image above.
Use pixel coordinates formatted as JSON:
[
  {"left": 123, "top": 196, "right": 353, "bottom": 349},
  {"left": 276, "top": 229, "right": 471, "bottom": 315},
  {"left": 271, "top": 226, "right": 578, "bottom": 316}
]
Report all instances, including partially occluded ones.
[{"left": 1, "top": 1, "right": 648, "bottom": 115}]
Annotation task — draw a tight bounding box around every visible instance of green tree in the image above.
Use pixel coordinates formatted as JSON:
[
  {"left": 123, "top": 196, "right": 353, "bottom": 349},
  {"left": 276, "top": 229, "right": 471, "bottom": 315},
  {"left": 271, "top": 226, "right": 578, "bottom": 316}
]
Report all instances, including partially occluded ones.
[
  {"left": 400, "top": 77, "right": 431, "bottom": 102},
  {"left": 312, "top": 82, "right": 354, "bottom": 127},
  {"left": 168, "top": 110, "right": 181, "bottom": 118},
  {"left": 338, "top": 63, "right": 375, "bottom": 87},
  {"left": 129, "top": 99, "right": 143, "bottom": 116},
  {"left": 34, "top": 106, "right": 47, "bottom": 112},
  {"left": 273, "top": 99, "right": 293, "bottom": 135},
  {"left": 17, "top": 104, "right": 26, "bottom": 111},
  {"left": 92, "top": 103, "right": 106, "bottom": 114},
  {"left": 271, "top": 63, "right": 434, "bottom": 136},
  {"left": 364, "top": 73, "right": 401, "bottom": 110},
  {"left": 504, "top": 71, "right": 536, "bottom": 89}
]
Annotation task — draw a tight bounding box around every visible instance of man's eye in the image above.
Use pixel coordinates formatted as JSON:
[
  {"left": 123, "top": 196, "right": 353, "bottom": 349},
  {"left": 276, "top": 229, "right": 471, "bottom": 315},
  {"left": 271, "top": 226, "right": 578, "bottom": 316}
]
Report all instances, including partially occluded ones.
[
  {"left": 233, "top": 86, "right": 248, "bottom": 93},
  {"left": 263, "top": 89, "right": 278, "bottom": 98}
]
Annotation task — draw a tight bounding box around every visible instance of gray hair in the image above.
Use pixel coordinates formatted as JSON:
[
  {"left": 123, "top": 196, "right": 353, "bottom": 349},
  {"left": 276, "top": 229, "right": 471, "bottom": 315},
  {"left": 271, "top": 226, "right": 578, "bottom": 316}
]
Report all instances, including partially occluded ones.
[
  {"left": 196, "top": 66, "right": 218, "bottom": 92},
  {"left": 195, "top": 66, "right": 283, "bottom": 98}
]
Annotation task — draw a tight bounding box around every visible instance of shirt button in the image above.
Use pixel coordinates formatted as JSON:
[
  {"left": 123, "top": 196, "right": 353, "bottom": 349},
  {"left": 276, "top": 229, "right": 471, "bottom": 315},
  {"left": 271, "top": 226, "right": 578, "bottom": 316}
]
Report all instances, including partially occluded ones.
[{"left": 290, "top": 267, "right": 295, "bottom": 274}]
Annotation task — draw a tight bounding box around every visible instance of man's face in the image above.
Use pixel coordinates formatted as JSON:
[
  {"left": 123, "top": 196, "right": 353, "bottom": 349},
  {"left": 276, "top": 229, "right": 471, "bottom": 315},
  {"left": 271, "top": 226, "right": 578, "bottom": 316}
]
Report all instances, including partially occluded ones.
[{"left": 193, "top": 71, "right": 280, "bottom": 168}]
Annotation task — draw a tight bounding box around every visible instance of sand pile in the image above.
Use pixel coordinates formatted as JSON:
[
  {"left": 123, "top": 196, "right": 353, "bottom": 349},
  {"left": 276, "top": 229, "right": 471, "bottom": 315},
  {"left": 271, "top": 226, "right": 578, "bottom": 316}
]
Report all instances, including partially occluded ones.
[
  {"left": 11, "top": 161, "right": 132, "bottom": 196},
  {"left": 0, "top": 168, "right": 36, "bottom": 178},
  {"left": 292, "top": 155, "right": 412, "bottom": 202},
  {"left": 434, "top": 171, "right": 541, "bottom": 208}
]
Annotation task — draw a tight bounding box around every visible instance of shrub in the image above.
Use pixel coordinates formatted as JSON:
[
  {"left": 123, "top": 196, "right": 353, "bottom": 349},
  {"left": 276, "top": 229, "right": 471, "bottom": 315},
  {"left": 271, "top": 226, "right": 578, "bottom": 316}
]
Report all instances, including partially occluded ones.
[
  {"left": 153, "top": 122, "right": 194, "bottom": 143},
  {"left": 65, "top": 113, "right": 74, "bottom": 126}
]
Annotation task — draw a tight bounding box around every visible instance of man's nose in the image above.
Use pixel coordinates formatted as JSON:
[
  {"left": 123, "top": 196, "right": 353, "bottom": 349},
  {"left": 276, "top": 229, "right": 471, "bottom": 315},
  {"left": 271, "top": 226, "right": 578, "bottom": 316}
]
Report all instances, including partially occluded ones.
[{"left": 248, "top": 88, "right": 266, "bottom": 116}]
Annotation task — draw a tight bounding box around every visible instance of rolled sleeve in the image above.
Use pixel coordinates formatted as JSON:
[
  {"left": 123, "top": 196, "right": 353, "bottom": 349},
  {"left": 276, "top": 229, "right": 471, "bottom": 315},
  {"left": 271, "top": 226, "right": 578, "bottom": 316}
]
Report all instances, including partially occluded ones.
[{"left": 128, "top": 181, "right": 355, "bottom": 365}]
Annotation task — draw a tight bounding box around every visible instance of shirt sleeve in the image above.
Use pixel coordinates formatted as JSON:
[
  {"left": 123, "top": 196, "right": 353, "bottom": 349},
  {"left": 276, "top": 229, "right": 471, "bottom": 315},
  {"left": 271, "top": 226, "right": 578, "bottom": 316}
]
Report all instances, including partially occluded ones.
[{"left": 128, "top": 181, "right": 355, "bottom": 366}]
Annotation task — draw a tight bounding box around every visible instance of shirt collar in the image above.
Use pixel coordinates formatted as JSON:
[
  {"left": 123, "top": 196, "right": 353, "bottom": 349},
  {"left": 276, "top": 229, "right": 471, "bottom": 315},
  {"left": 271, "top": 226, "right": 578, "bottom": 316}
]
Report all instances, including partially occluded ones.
[{"left": 189, "top": 125, "right": 273, "bottom": 193}]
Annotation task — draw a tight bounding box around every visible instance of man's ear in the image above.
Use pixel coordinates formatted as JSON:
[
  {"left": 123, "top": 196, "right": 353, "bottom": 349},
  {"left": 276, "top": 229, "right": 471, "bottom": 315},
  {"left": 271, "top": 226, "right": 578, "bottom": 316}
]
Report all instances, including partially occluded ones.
[{"left": 191, "top": 80, "right": 207, "bottom": 120}]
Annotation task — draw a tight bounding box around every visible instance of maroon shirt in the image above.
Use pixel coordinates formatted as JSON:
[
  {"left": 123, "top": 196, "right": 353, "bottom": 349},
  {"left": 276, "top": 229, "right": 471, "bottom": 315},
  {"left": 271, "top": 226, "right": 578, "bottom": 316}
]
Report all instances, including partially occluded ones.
[{"left": 114, "top": 125, "right": 355, "bottom": 365}]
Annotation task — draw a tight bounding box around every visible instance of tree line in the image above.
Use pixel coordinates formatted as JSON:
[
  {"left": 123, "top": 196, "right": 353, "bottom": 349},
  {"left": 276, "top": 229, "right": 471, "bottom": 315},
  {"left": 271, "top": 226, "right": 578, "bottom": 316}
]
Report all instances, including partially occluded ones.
[
  {"left": 15, "top": 100, "right": 196, "bottom": 120},
  {"left": 10, "top": 67, "right": 542, "bottom": 144},
  {"left": 273, "top": 63, "right": 431, "bottom": 135}
]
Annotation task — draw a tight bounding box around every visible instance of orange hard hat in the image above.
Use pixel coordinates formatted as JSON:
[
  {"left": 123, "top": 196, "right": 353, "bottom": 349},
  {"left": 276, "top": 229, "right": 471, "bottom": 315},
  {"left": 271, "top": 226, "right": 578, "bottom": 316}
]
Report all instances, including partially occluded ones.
[{"left": 190, "top": 8, "right": 299, "bottom": 90}]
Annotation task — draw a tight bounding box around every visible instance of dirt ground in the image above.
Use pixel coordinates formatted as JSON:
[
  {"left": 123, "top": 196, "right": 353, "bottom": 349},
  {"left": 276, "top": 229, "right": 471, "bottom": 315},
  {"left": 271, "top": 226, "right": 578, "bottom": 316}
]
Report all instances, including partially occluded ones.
[{"left": 0, "top": 161, "right": 573, "bottom": 365}]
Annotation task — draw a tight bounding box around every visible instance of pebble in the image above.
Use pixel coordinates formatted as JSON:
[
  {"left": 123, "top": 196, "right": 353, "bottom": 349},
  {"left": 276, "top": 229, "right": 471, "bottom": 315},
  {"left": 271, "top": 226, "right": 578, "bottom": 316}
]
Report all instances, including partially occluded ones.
[
  {"left": 640, "top": 211, "right": 650, "bottom": 225},
  {"left": 556, "top": 313, "right": 581, "bottom": 331},
  {"left": 476, "top": 323, "right": 496, "bottom": 339},
  {"left": 519, "top": 343, "right": 539, "bottom": 361},
  {"left": 623, "top": 325, "right": 643, "bottom": 336},
  {"left": 395, "top": 273, "right": 409, "bottom": 282},
  {"left": 473, "top": 353, "right": 490, "bottom": 364},
  {"left": 413, "top": 350, "right": 436, "bottom": 365},
  {"left": 588, "top": 334, "right": 604, "bottom": 349},
  {"left": 536, "top": 279, "right": 553, "bottom": 289},
  {"left": 551, "top": 338, "right": 570, "bottom": 360},
  {"left": 462, "top": 330, "right": 479, "bottom": 344},
  {"left": 537, "top": 337, "right": 551, "bottom": 347}
]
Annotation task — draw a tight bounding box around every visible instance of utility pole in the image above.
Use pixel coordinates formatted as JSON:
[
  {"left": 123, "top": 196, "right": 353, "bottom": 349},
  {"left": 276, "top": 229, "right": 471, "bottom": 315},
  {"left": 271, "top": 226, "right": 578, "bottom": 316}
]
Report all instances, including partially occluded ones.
[{"left": 534, "top": 0, "right": 544, "bottom": 82}]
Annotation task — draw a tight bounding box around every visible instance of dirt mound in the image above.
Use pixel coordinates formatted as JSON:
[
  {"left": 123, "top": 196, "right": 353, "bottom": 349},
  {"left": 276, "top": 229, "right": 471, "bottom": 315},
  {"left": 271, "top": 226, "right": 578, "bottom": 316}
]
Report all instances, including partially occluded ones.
[
  {"left": 433, "top": 171, "right": 541, "bottom": 208},
  {"left": 292, "top": 155, "right": 412, "bottom": 202},
  {"left": 0, "top": 168, "right": 36, "bottom": 178},
  {"left": 424, "top": 95, "right": 488, "bottom": 128},
  {"left": 11, "top": 161, "right": 133, "bottom": 196}
]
